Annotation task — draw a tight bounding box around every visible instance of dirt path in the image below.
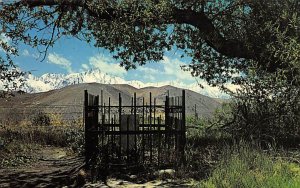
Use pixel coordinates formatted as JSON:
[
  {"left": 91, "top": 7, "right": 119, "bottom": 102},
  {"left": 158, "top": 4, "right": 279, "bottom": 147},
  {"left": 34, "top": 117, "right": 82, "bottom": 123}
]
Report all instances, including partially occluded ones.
[
  {"left": 0, "top": 147, "right": 84, "bottom": 188},
  {"left": 105, "top": 179, "right": 193, "bottom": 187},
  {"left": 0, "top": 147, "right": 195, "bottom": 187}
]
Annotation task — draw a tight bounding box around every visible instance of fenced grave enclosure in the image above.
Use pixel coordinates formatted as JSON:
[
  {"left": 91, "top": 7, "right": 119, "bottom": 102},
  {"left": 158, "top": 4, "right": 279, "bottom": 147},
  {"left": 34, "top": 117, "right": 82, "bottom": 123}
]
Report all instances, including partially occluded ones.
[{"left": 84, "top": 89, "right": 186, "bottom": 171}]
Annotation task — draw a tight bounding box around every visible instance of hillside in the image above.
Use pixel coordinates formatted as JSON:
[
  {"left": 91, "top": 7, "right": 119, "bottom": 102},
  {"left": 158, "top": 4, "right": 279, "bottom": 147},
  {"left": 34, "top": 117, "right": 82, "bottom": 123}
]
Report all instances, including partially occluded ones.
[
  {"left": 0, "top": 83, "right": 223, "bottom": 124},
  {"left": 0, "top": 69, "right": 229, "bottom": 98}
]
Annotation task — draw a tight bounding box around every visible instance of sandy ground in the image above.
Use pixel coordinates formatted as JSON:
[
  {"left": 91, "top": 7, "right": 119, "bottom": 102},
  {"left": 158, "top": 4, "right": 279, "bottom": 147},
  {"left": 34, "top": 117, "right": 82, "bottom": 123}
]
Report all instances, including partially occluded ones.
[
  {"left": 0, "top": 147, "right": 194, "bottom": 187},
  {"left": 0, "top": 147, "right": 84, "bottom": 187}
]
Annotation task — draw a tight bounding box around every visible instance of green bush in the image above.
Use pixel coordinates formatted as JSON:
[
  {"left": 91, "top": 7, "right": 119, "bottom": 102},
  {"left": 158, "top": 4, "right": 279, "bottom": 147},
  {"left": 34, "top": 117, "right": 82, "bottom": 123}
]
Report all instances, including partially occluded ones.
[{"left": 213, "top": 71, "right": 300, "bottom": 141}]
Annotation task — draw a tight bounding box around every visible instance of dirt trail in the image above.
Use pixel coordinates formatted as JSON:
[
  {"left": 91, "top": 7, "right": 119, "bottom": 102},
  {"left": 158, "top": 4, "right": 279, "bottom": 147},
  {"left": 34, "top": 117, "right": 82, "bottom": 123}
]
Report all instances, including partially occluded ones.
[
  {"left": 0, "top": 147, "right": 194, "bottom": 187},
  {"left": 0, "top": 147, "right": 84, "bottom": 188}
]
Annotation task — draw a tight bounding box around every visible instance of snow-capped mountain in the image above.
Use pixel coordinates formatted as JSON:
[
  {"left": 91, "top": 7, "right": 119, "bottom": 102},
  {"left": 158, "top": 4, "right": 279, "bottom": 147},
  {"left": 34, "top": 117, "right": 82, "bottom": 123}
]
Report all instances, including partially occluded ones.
[
  {"left": 14, "top": 69, "right": 229, "bottom": 98},
  {"left": 23, "top": 69, "right": 143, "bottom": 93}
]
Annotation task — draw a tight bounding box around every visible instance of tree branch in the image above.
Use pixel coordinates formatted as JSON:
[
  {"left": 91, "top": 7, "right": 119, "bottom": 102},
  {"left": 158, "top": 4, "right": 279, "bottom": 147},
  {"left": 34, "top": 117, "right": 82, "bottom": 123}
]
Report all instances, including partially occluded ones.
[
  {"left": 173, "top": 8, "right": 253, "bottom": 59},
  {"left": 19, "top": 0, "right": 83, "bottom": 7},
  {"left": 16, "top": 0, "right": 254, "bottom": 60}
]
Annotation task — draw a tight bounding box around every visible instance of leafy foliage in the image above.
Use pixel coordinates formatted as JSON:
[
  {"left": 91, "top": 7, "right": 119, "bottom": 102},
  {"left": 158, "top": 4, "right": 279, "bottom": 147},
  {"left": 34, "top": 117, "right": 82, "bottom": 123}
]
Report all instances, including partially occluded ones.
[
  {"left": 0, "top": 1, "right": 299, "bottom": 144},
  {"left": 0, "top": 36, "right": 26, "bottom": 97},
  {"left": 210, "top": 70, "right": 300, "bottom": 141},
  {"left": 0, "top": 0, "right": 299, "bottom": 91}
]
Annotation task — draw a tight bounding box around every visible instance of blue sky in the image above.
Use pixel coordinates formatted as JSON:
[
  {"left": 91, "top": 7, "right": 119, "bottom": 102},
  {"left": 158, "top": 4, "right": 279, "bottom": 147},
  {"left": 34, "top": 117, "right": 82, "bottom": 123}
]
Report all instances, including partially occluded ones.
[
  {"left": 9, "top": 35, "right": 197, "bottom": 84},
  {"left": 0, "top": 33, "right": 238, "bottom": 98}
]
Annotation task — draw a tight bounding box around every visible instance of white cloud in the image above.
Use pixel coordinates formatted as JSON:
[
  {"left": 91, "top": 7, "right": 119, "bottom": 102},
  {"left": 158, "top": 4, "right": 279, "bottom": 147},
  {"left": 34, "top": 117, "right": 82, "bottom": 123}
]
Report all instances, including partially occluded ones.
[
  {"left": 81, "top": 64, "right": 89, "bottom": 70},
  {"left": 22, "top": 66, "right": 238, "bottom": 98},
  {"left": 32, "top": 53, "right": 40, "bottom": 59},
  {"left": 47, "top": 53, "right": 73, "bottom": 73},
  {"left": 89, "top": 55, "right": 127, "bottom": 77},
  {"left": 22, "top": 49, "right": 30, "bottom": 56},
  {"left": 0, "top": 33, "right": 10, "bottom": 44},
  {"left": 128, "top": 56, "right": 238, "bottom": 98},
  {"left": 134, "top": 56, "right": 195, "bottom": 83},
  {"left": 143, "top": 74, "right": 156, "bottom": 81},
  {"left": 21, "top": 51, "right": 239, "bottom": 98},
  {"left": 161, "top": 56, "right": 195, "bottom": 82},
  {"left": 138, "top": 67, "right": 158, "bottom": 74}
]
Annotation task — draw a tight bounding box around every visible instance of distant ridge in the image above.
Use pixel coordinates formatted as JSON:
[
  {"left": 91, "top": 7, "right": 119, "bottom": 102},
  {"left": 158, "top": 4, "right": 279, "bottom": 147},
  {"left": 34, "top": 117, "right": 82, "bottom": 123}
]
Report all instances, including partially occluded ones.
[
  {"left": 0, "top": 69, "right": 229, "bottom": 98},
  {"left": 0, "top": 83, "right": 223, "bottom": 118}
]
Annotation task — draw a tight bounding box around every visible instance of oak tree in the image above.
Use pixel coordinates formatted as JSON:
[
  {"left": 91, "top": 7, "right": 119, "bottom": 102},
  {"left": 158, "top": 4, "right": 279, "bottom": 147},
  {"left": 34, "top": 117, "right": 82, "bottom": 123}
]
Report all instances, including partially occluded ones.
[{"left": 0, "top": 0, "right": 299, "bottom": 92}]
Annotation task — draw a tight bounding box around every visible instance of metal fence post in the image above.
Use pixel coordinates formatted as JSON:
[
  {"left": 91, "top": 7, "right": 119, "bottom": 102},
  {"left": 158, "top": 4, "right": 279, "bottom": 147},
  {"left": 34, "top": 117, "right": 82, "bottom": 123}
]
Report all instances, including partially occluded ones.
[
  {"left": 84, "top": 90, "right": 89, "bottom": 165},
  {"left": 180, "top": 90, "right": 186, "bottom": 165}
]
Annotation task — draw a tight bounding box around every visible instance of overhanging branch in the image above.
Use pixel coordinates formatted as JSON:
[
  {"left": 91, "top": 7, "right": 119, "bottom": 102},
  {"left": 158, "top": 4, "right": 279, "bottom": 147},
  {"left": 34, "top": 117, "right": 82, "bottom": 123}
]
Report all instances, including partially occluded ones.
[
  {"left": 173, "top": 8, "right": 253, "bottom": 59},
  {"left": 14, "top": 0, "right": 254, "bottom": 60}
]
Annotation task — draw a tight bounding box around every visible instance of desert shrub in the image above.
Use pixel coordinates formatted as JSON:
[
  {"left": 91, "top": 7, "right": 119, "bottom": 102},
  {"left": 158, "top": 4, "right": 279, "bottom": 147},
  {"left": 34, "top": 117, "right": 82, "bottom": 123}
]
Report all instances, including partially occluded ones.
[
  {"left": 186, "top": 116, "right": 209, "bottom": 138},
  {"left": 48, "top": 113, "right": 64, "bottom": 126},
  {"left": 3, "top": 107, "right": 25, "bottom": 126},
  {"left": 0, "top": 124, "right": 84, "bottom": 152},
  {"left": 176, "top": 124, "right": 230, "bottom": 180},
  {"left": 31, "top": 111, "right": 51, "bottom": 126},
  {"left": 175, "top": 141, "right": 223, "bottom": 180},
  {"left": 185, "top": 104, "right": 234, "bottom": 142},
  {"left": 214, "top": 70, "right": 300, "bottom": 142},
  {"left": 66, "top": 128, "right": 84, "bottom": 153},
  {"left": 68, "top": 115, "right": 84, "bottom": 128}
]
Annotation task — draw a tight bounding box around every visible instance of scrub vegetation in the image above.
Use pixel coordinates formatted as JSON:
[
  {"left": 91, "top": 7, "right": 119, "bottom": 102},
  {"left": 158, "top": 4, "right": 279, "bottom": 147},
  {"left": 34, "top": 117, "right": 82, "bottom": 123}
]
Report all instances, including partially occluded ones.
[{"left": 0, "top": 0, "right": 299, "bottom": 187}]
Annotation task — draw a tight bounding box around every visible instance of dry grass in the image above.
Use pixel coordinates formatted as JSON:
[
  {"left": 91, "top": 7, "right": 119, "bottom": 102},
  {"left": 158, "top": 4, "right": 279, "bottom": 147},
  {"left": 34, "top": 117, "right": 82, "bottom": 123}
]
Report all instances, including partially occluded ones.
[
  {"left": 0, "top": 118, "right": 84, "bottom": 168},
  {"left": 198, "top": 142, "right": 300, "bottom": 188}
]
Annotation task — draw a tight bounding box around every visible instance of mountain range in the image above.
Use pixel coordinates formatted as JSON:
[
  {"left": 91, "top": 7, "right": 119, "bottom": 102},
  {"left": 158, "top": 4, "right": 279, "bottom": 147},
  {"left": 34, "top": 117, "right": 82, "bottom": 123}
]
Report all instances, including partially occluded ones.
[
  {"left": 0, "top": 83, "right": 223, "bottom": 123},
  {"left": 0, "top": 69, "right": 228, "bottom": 124},
  {"left": 15, "top": 69, "right": 227, "bottom": 98}
]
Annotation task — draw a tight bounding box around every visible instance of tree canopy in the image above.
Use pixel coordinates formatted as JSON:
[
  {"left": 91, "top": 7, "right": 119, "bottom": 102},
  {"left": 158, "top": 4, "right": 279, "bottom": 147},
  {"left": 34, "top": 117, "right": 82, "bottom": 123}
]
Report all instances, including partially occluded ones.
[{"left": 0, "top": 0, "right": 299, "bottom": 92}]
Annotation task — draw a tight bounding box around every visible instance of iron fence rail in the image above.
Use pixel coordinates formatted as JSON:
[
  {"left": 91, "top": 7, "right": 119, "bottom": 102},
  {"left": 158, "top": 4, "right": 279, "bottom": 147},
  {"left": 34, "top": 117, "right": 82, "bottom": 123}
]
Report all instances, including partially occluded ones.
[{"left": 84, "top": 89, "right": 186, "bottom": 170}]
